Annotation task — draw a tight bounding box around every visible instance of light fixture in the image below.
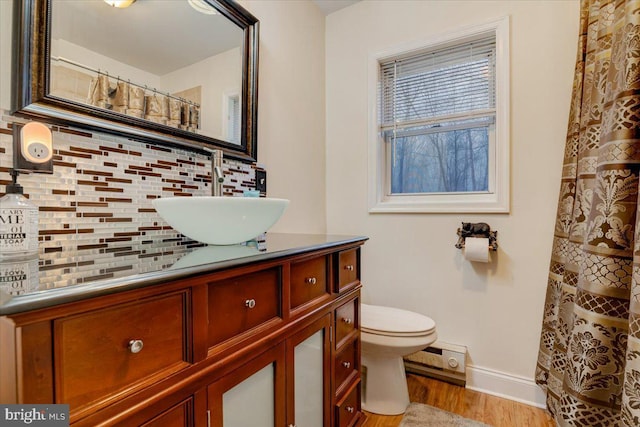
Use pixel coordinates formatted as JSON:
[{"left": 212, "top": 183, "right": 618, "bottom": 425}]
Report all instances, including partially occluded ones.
[
  {"left": 13, "top": 121, "right": 54, "bottom": 173},
  {"left": 188, "top": 0, "right": 218, "bottom": 15},
  {"left": 104, "top": 0, "right": 137, "bottom": 8}
]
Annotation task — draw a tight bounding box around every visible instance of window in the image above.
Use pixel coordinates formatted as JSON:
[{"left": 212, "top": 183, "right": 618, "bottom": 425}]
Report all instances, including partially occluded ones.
[
  {"left": 368, "top": 18, "right": 509, "bottom": 213},
  {"left": 224, "top": 91, "right": 241, "bottom": 144}
]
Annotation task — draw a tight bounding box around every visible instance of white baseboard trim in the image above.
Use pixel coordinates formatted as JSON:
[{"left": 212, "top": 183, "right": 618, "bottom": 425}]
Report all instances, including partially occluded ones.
[{"left": 466, "top": 365, "right": 548, "bottom": 409}]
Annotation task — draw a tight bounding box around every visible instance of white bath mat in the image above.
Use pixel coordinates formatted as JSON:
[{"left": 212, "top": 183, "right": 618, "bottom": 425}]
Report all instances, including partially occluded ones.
[{"left": 398, "top": 402, "right": 493, "bottom": 427}]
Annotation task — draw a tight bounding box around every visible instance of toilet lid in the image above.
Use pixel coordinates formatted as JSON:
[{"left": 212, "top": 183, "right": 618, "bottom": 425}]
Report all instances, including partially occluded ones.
[{"left": 361, "top": 304, "right": 436, "bottom": 337}]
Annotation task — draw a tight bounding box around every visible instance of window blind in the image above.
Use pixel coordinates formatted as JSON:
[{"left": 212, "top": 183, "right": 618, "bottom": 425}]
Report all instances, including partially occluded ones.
[{"left": 379, "top": 34, "right": 496, "bottom": 131}]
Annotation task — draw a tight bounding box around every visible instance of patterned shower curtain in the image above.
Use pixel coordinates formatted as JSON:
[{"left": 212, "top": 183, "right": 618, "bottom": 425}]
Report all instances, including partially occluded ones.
[{"left": 535, "top": 0, "right": 640, "bottom": 425}]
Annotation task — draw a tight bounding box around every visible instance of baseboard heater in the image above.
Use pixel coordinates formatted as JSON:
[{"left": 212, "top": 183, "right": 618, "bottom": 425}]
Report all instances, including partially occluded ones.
[{"left": 403, "top": 341, "right": 467, "bottom": 387}]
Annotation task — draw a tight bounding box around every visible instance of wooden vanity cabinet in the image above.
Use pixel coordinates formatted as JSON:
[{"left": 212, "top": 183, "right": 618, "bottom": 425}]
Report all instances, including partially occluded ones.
[
  {"left": 333, "top": 293, "right": 364, "bottom": 427},
  {"left": 336, "top": 248, "right": 360, "bottom": 293},
  {"left": 140, "top": 393, "right": 205, "bottom": 427},
  {"left": 207, "top": 314, "right": 332, "bottom": 427},
  {"left": 286, "top": 314, "right": 332, "bottom": 427},
  {"left": 0, "top": 241, "right": 366, "bottom": 427},
  {"left": 332, "top": 248, "right": 365, "bottom": 427},
  {"left": 207, "top": 266, "right": 283, "bottom": 351},
  {"left": 207, "top": 343, "right": 286, "bottom": 427},
  {"left": 290, "top": 254, "right": 331, "bottom": 313},
  {"left": 55, "top": 290, "right": 192, "bottom": 411}
]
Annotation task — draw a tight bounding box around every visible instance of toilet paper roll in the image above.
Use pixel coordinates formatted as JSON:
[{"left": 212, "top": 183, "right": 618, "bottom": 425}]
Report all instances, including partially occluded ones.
[{"left": 464, "top": 237, "right": 490, "bottom": 263}]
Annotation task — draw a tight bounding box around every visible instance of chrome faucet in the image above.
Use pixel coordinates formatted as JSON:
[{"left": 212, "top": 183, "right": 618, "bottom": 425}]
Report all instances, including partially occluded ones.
[{"left": 210, "top": 149, "right": 224, "bottom": 196}]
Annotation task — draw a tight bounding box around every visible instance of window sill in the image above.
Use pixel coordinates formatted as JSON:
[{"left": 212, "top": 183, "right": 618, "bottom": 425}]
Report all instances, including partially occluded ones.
[{"left": 368, "top": 192, "right": 509, "bottom": 214}]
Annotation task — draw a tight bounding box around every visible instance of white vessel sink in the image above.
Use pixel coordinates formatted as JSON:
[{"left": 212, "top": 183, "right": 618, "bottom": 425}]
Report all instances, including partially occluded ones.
[{"left": 152, "top": 196, "right": 289, "bottom": 245}]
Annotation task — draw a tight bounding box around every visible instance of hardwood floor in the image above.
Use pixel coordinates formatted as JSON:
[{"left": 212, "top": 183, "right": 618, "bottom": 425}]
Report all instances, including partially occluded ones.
[{"left": 363, "top": 374, "right": 555, "bottom": 427}]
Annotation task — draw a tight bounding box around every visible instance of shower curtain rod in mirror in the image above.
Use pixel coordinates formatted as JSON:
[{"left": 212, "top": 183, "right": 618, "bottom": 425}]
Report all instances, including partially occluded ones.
[{"left": 51, "top": 55, "right": 200, "bottom": 107}]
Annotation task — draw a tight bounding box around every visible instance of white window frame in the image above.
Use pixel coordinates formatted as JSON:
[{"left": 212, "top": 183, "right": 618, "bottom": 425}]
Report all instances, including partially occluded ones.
[
  {"left": 367, "top": 17, "right": 510, "bottom": 213},
  {"left": 222, "top": 89, "right": 241, "bottom": 144}
]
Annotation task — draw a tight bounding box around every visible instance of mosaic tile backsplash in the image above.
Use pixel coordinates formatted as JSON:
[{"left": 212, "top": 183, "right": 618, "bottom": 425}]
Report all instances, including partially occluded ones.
[{"left": 0, "top": 110, "right": 264, "bottom": 293}]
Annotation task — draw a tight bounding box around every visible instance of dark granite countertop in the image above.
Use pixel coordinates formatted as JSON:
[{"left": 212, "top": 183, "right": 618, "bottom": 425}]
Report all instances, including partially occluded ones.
[{"left": 0, "top": 233, "right": 368, "bottom": 315}]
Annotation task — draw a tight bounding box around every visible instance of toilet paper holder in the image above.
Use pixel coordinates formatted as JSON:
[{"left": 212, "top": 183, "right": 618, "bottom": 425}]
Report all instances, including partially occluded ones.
[{"left": 455, "top": 222, "right": 498, "bottom": 251}]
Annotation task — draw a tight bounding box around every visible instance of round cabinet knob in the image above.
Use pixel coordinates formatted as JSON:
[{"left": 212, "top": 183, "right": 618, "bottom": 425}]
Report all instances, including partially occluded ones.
[
  {"left": 345, "top": 265, "right": 354, "bottom": 271},
  {"left": 305, "top": 277, "right": 317, "bottom": 285},
  {"left": 342, "top": 317, "right": 353, "bottom": 325},
  {"left": 245, "top": 299, "right": 256, "bottom": 309},
  {"left": 128, "top": 339, "right": 144, "bottom": 354},
  {"left": 346, "top": 406, "right": 355, "bottom": 414},
  {"left": 342, "top": 361, "right": 351, "bottom": 369}
]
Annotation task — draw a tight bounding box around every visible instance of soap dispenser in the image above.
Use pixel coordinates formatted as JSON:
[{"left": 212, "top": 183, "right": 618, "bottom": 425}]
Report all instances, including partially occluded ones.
[{"left": 0, "top": 170, "right": 39, "bottom": 258}]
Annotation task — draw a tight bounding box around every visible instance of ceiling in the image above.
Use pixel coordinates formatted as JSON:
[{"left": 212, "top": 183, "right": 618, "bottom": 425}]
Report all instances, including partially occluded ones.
[
  {"left": 52, "top": 0, "right": 242, "bottom": 76},
  {"left": 313, "top": 0, "right": 361, "bottom": 15}
]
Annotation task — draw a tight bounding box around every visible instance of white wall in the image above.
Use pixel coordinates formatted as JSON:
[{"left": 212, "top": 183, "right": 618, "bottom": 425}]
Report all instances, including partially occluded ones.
[
  {"left": 326, "top": 0, "right": 579, "bottom": 405},
  {"left": 161, "top": 47, "right": 242, "bottom": 139},
  {"left": 240, "top": 0, "right": 327, "bottom": 234},
  {"left": 52, "top": 39, "right": 162, "bottom": 87}
]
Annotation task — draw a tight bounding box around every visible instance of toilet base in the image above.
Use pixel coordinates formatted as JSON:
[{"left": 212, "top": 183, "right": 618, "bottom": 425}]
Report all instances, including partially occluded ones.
[{"left": 362, "top": 354, "right": 410, "bottom": 415}]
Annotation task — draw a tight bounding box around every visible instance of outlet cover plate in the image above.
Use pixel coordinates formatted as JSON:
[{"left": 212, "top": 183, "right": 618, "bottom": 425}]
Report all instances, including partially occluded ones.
[{"left": 256, "top": 170, "right": 267, "bottom": 192}]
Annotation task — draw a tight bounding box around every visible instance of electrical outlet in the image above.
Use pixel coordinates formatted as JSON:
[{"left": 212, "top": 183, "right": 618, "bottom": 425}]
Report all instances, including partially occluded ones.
[
  {"left": 26, "top": 142, "right": 51, "bottom": 163},
  {"left": 13, "top": 125, "right": 53, "bottom": 174}
]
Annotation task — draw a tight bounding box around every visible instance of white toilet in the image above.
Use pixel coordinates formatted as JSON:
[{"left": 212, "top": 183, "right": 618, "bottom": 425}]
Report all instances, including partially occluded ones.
[{"left": 360, "top": 303, "right": 437, "bottom": 415}]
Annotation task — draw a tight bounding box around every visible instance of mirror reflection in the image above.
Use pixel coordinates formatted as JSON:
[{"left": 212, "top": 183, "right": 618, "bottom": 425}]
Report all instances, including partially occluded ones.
[{"left": 49, "top": 0, "right": 244, "bottom": 145}]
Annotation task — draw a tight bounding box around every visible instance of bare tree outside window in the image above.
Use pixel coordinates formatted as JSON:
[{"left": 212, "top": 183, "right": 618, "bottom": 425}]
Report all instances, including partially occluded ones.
[
  {"left": 389, "top": 126, "right": 489, "bottom": 193},
  {"left": 380, "top": 36, "right": 495, "bottom": 195}
]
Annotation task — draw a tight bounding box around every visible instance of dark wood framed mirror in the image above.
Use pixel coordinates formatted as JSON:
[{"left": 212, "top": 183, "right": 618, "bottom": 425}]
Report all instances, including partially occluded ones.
[{"left": 12, "top": 0, "right": 259, "bottom": 162}]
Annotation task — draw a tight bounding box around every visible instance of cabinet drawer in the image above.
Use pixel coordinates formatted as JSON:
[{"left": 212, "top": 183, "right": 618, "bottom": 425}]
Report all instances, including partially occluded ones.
[
  {"left": 208, "top": 267, "right": 281, "bottom": 347},
  {"left": 140, "top": 396, "right": 194, "bottom": 427},
  {"left": 335, "top": 338, "right": 358, "bottom": 395},
  {"left": 336, "top": 380, "right": 361, "bottom": 427},
  {"left": 335, "top": 296, "right": 358, "bottom": 349},
  {"left": 290, "top": 256, "right": 329, "bottom": 310},
  {"left": 336, "top": 249, "right": 359, "bottom": 292},
  {"left": 54, "top": 291, "right": 189, "bottom": 409}
]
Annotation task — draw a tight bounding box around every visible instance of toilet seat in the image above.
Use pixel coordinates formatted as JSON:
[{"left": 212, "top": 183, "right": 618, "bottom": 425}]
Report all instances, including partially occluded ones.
[{"left": 361, "top": 304, "right": 436, "bottom": 337}]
